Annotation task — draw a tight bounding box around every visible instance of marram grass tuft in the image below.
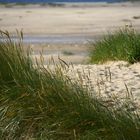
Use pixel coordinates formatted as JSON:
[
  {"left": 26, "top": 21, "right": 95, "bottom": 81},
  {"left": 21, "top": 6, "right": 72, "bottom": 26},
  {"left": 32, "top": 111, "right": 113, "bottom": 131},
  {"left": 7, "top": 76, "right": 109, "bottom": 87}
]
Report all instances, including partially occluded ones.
[{"left": 89, "top": 26, "right": 140, "bottom": 64}]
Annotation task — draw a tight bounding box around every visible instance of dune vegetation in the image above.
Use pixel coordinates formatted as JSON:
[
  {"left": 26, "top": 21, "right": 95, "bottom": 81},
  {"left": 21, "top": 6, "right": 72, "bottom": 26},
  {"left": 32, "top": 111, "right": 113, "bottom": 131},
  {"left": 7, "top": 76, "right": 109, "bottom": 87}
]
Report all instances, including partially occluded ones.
[
  {"left": 0, "top": 30, "right": 140, "bottom": 139},
  {"left": 89, "top": 26, "right": 140, "bottom": 64}
]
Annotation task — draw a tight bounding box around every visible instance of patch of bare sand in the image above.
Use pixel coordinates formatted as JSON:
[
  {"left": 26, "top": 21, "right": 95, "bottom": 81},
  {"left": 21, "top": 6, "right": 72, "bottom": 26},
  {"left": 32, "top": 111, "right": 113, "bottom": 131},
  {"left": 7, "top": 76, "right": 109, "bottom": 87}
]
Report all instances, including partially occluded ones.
[
  {"left": 29, "top": 43, "right": 89, "bottom": 64},
  {"left": 65, "top": 61, "right": 140, "bottom": 107}
]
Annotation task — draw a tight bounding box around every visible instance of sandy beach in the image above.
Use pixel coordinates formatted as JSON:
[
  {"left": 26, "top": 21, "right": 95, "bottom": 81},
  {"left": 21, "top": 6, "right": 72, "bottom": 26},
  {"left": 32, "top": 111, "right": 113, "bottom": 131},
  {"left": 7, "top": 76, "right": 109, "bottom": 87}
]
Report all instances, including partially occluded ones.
[
  {"left": 31, "top": 43, "right": 89, "bottom": 64},
  {"left": 65, "top": 61, "right": 140, "bottom": 108},
  {"left": 0, "top": 2, "right": 140, "bottom": 63},
  {"left": 0, "top": 2, "right": 140, "bottom": 36}
]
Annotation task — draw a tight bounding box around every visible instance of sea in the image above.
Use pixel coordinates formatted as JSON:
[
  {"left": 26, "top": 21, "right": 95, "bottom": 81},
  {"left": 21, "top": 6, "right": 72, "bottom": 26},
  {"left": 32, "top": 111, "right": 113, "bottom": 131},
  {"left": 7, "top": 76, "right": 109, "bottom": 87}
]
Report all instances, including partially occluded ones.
[{"left": 0, "top": 0, "right": 125, "bottom": 3}]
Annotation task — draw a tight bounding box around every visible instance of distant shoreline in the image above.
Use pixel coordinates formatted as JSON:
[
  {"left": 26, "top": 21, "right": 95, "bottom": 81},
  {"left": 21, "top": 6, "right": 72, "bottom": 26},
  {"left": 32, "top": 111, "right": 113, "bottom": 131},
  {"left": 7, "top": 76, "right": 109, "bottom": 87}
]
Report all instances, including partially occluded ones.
[
  {"left": 0, "top": 0, "right": 122, "bottom": 5},
  {"left": 0, "top": 2, "right": 140, "bottom": 39},
  {"left": 0, "top": 1, "right": 124, "bottom": 5},
  {"left": 0, "top": 1, "right": 140, "bottom": 10}
]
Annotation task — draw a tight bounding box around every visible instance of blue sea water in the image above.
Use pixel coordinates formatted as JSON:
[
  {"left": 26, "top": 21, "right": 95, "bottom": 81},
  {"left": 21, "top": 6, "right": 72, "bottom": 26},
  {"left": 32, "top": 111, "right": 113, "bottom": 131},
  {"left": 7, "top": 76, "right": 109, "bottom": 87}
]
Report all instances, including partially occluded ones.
[{"left": 0, "top": 0, "right": 122, "bottom": 3}]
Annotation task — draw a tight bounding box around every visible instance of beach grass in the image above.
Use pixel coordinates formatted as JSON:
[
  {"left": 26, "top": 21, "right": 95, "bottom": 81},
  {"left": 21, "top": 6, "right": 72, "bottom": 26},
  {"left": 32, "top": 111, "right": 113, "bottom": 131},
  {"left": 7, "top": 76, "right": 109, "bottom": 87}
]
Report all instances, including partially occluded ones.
[
  {"left": 0, "top": 31, "right": 140, "bottom": 139},
  {"left": 62, "top": 50, "right": 74, "bottom": 56},
  {"left": 89, "top": 26, "right": 140, "bottom": 64}
]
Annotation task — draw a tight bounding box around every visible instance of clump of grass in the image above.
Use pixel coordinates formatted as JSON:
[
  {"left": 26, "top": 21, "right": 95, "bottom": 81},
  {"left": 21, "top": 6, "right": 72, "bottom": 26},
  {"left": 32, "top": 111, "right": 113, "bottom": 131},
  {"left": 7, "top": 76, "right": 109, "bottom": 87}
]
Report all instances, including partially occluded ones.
[
  {"left": 62, "top": 50, "right": 74, "bottom": 56},
  {"left": 89, "top": 26, "right": 140, "bottom": 64},
  {"left": 0, "top": 31, "right": 140, "bottom": 139},
  {"left": 4, "top": 4, "right": 14, "bottom": 8}
]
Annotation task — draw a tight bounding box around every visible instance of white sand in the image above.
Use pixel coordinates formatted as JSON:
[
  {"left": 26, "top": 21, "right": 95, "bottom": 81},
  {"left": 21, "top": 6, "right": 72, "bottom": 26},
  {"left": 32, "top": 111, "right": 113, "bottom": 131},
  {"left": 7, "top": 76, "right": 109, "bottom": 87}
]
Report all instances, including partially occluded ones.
[
  {"left": 66, "top": 61, "right": 140, "bottom": 107},
  {"left": 30, "top": 43, "right": 89, "bottom": 64}
]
